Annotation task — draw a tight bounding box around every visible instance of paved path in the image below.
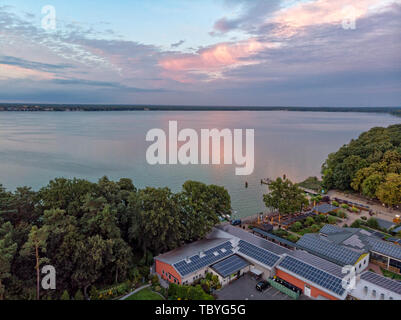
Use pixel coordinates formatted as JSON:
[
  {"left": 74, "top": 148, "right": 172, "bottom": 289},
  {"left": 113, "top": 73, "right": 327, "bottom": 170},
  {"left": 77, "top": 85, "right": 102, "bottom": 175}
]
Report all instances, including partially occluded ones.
[
  {"left": 327, "top": 190, "right": 400, "bottom": 222},
  {"left": 119, "top": 284, "right": 151, "bottom": 300}
]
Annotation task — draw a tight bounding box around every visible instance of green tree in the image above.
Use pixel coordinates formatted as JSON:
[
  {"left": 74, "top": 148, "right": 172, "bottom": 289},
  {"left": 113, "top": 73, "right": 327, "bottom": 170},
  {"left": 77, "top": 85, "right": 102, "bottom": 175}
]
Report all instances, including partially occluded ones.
[
  {"left": 21, "top": 225, "right": 49, "bottom": 300},
  {"left": 263, "top": 176, "right": 308, "bottom": 216},
  {"left": 60, "top": 290, "right": 70, "bottom": 300},
  {"left": 376, "top": 174, "right": 401, "bottom": 206},
  {"left": 361, "top": 174, "right": 384, "bottom": 199},
  {"left": 128, "top": 187, "right": 182, "bottom": 256},
  {"left": 0, "top": 222, "right": 17, "bottom": 300},
  {"left": 322, "top": 124, "right": 401, "bottom": 193},
  {"left": 74, "top": 289, "right": 84, "bottom": 300}
]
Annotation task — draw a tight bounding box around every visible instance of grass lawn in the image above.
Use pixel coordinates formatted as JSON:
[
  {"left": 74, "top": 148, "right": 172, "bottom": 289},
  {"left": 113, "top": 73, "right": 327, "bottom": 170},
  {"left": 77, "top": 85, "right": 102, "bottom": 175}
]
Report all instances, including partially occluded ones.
[{"left": 124, "top": 288, "right": 164, "bottom": 300}]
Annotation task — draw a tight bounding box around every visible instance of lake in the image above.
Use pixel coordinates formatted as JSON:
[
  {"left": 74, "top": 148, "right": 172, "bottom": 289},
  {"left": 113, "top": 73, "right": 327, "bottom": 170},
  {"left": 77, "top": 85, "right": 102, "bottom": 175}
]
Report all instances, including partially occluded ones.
[{"left": 0, "top": 111, "right": 399, "bottom": 218}]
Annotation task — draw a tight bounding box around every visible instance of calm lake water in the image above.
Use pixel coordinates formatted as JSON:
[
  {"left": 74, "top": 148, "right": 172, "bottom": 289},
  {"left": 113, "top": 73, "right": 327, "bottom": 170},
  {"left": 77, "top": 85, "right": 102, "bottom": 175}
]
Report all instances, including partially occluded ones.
[{"left": 0, "top": 111, "right": 399, "bottom": 218}]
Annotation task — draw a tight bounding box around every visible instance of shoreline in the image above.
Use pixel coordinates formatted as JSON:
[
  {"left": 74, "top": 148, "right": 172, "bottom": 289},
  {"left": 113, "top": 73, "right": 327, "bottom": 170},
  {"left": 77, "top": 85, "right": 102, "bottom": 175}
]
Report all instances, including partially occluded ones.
[{"left": 0, "top": 105, "right": 400, "bottom": 116}]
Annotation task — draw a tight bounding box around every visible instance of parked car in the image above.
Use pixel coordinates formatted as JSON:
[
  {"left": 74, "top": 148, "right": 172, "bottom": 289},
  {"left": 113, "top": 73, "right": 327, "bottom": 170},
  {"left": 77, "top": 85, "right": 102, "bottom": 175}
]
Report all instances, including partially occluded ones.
[
  {"left": 256, "top": 281, "right": 270, "bottom": 291},
  {"left": 231, "top": 219, "right": 242, "bottom": 226}
]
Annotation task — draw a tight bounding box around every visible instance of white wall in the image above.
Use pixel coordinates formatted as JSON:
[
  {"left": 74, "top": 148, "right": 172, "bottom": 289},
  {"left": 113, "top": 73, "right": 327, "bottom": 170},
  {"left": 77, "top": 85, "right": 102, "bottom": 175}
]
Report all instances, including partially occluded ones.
[
  {"left": 351, "top": 279, "right": 401, "bottom": 300},
  {"left": 182, "top": 267, "right": 209, "bottom": 285},
  {"left": 355, "top": 254, "right": 370, "bottom": 274}
]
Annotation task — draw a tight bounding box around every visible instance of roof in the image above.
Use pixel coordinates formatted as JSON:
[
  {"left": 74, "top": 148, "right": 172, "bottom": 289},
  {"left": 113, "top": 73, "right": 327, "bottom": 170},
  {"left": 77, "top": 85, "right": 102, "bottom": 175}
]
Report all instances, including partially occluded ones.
[
  {"left": 237, "top": 240, "right": 281, "bottom": 268},
  {"left": 376, "top": 218, "right": 395, "bottom": 231},
  {"left": 297, "top": 234, "right": 364, "bottom": 266},
  {"left": 364, "top": 237, "right": 401, "bottom": 261},
  {"left": 172, "top": 241, "right": 234, "bottom": 277},
  {"left": 252, "top": 228, "right": 299, "bottom": 249},
  {"left": 277, "top": 255, "right": 346, "bottom": 298},
  {"left": 289, "top": 250, "right": 344, "bottom": 278},
  {"left": 361, "top": 271, "right": 401, "bottom": 295},
  {"left": 312, "top": 204, "right": 339, "bottom": 214},
  {"left": 211, "top": 254, "right": 250, "bottom": 278},
  {"left": 155, "top": 238, "right": 229, "bottom": 265},
  {"left": 320, "top": 224, "right": 343, "bottom": 235},
  {"left": 216, "top": 224, "right": 291, "bottom": 256},
  {"left": 319, "top": 225, "right": 401, "bottom": 261}
]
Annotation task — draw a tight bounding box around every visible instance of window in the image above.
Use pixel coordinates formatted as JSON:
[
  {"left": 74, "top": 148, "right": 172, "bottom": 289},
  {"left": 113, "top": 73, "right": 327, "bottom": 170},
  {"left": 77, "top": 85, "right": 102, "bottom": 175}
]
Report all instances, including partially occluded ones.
[
  {"left": 372, "top": 290, "right": 376, "bottom": 298},
  {"left": 380, "top": 293, "right": 385, "bottom": 300},
  {"left": 162, "top": 270, "right": 165, "bottom": 275},
  {"left": 363, "top": 286, "right": 368, "bottom": 295}
]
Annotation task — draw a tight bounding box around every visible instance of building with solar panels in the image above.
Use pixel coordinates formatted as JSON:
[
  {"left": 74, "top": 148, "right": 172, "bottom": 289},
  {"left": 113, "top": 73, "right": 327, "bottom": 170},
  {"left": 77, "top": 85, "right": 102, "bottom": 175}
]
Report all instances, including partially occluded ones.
[
  {"left": 296, "top": 233, "right": 370, "bottom": 273},
  {"left": 154, "top": 225, "right": 288, "bottom": 286},
  {"left": 318, "top": 224, "right": 401, "bottom": 275},
  {"left": 154, "top": 224, "right": 401, "bottom": 300}
]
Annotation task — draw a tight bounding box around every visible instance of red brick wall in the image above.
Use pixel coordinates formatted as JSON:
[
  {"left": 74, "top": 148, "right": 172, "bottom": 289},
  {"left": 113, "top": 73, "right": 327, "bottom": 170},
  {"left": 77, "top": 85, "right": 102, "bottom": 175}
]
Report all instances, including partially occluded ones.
[
  {"left": 155, "top": 259, "right": 182, "bottom": 284},
  {"left": 276, "top": 269, "right": 339, "bottom": 300}
]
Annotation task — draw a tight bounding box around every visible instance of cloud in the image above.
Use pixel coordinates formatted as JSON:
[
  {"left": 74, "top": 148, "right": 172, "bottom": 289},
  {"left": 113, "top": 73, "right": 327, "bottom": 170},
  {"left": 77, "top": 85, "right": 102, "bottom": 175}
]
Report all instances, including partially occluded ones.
[
  {"left": 171, "top": 40, "right": 185, "bottom": 48},
  {"left": 0, "top": 2, "right": 400, "bottom": 106},
  {"left": 211, "top": 0, "right": 281, "bottom": 35},
  {"left": 0, "top": 56, "right": 73, "bottom": 71}
]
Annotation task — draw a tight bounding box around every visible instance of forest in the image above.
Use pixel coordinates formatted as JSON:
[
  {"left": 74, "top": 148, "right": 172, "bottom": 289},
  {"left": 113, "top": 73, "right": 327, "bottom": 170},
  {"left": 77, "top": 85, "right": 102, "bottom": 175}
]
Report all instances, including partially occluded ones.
[
  {"left": 0, "top": 177, "right": 231, "bottom": 300},
  {"left": 322, "top": 124, "right": 401, "bottom": 206}
]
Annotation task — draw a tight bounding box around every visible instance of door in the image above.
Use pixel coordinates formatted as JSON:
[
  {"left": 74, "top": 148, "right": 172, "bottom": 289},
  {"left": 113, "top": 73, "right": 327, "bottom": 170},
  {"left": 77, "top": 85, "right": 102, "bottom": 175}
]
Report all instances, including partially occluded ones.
[{"left": 304, "top": 284, "right": 311, "bottom": 297}]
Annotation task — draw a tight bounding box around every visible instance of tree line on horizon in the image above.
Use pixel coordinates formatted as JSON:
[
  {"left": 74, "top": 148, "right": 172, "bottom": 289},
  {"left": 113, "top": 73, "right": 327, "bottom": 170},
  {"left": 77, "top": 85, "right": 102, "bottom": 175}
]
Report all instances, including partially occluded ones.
[{"left": 0, "top": 177, "right": 231, "bottom": 300}]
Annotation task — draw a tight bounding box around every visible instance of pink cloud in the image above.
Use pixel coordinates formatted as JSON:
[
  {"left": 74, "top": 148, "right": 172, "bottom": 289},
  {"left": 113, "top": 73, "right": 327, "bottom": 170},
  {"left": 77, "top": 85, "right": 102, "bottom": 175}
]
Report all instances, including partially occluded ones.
[
  {"left": 273, "top": 0, "right": 390, "bottom": 30},
  {"left": 0, "top": 64, "right": 55, "bottom": 80},
  {"left": 159, "top": 39, "right": 271, "bottom": 82}
]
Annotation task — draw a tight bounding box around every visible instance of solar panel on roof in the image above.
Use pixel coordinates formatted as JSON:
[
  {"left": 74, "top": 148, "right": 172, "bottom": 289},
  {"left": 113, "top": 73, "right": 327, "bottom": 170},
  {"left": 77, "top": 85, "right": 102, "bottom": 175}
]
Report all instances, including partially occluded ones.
[
  {"left": 297, "top": 234, "right": 361, "bottom": 266},
  {"left": 237, "top": 240, "right": 280, "bottom": 267},
  {"left": 211, "top": 255, "right": 250, "bottom": 278},
  {"left": 279, "top": 256, "right": 346, "bottom": 296},
  {"left": 173, "top": 241, "right": 234, "bottom": 276},
  {"left": 361, "top": 272, "right": 401, "bottom": 295},
  {"left": 366, "top": 237, "right": 401, "bottom": 260}
]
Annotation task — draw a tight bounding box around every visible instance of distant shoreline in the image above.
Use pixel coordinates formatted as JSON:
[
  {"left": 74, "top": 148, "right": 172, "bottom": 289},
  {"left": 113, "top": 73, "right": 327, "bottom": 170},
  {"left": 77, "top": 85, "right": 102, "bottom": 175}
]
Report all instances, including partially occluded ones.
[{"left": 0, "top": 104, "right": 400, "bottom": 116}]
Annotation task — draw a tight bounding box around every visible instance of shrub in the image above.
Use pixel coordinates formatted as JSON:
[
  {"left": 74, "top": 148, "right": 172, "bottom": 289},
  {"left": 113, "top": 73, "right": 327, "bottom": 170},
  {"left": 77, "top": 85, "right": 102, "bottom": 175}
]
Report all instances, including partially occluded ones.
[
  {"left": 351, "top": 207, "right": 359, "bottom": 213},
  {"left": 310, "top": 224, "right": 320, "bottom": 233},
  {"left": 61, "top": 290, "right": 70, "bottom": 300},
  {"left": 327, "top": 216, "right": 337, "bottom": 225},
  {"left": 361, "top": 216, "right": 367, "bottom": 221},
  {"left": 74, "top": 290, "right": 84, "bottom": 301},
  {"left": 287, "top": 234, "right": 299, "bottom": 243},
  {"left": 305, "top": 217, "right": 315, "bottom": 226},
  {"left": 168, "top": 283, "right": 179, "bottom": 297},
  {"left": 290, "top": 222, "right": 302, "bottom": 232},
  {"left": 341, "top": 204, "right": 350, "bottom": 209},
  {"left": 151, "top": 275, "right": 160, "bottom": 286},
  {"left": 367, "top": 218, "right": 379, "bottom": 229},
  {"left": 332, "top": 201, "right": 339, "bottom": 207},
  {"left": 89, "top": 286, "right": 98, "bottom": 300},
  {"left": 351, "top": 220, "right": 362, "bottom": 228}
]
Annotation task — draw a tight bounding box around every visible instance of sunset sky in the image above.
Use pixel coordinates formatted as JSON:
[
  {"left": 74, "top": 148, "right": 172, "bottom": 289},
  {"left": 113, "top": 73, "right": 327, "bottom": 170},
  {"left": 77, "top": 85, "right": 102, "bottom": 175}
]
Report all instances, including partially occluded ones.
[{"left": 1, "top": 0, "right": 400, "bottom": 106}]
